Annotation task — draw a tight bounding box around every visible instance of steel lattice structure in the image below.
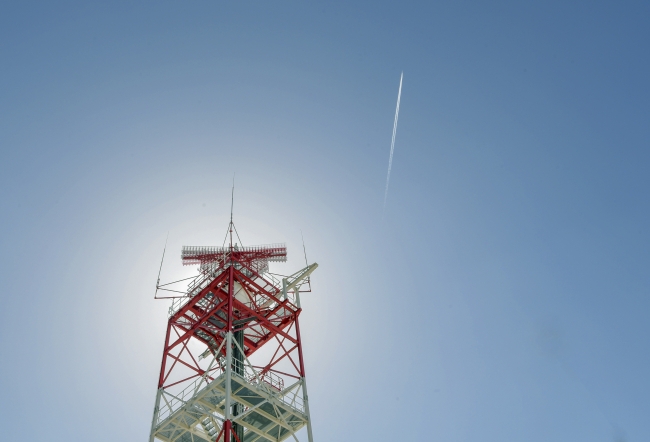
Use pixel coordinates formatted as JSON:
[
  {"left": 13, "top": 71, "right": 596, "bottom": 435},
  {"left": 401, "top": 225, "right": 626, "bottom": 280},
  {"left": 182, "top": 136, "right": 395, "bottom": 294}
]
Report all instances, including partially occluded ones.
[{"left": 149, "top": 223, "right": 318, "bottom": 442}]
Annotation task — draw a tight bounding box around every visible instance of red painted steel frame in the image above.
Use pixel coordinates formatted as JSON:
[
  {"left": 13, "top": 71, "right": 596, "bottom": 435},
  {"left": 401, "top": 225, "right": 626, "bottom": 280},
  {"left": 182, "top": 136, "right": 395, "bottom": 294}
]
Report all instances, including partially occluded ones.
[
  {"left": 212, "top": 420, "right": 242, "bottom": 442},
  {"left": 156, "top": 248, "right": 307, "bottom": 393}
]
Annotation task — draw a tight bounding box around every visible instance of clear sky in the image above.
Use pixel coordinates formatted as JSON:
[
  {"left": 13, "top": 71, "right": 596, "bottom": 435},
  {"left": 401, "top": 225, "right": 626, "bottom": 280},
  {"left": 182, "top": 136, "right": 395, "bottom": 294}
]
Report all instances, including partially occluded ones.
[{"left": 1, "top": 1, "right": 649, "bottom": 441}]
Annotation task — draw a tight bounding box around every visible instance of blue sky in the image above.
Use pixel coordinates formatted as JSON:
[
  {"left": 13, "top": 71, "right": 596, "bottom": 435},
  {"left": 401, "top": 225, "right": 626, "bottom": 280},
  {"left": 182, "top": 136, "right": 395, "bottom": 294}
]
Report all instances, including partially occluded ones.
[{"left": 1, "top": 1, "right": 649, "bottom": 441}]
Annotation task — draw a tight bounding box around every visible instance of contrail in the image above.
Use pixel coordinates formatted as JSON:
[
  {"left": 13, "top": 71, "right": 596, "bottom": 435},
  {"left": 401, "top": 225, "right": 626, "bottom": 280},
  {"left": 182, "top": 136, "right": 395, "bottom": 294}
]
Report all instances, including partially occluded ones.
[{"left": 383, "top": 72, "right": 403, "bottom": 211}]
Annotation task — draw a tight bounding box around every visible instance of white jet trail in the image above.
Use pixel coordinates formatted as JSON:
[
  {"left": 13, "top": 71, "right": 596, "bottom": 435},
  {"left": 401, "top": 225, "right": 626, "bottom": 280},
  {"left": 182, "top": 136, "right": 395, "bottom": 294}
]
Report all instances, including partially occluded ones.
[{"left": 383, "top": 72, "right": 403, "bottom": 211}]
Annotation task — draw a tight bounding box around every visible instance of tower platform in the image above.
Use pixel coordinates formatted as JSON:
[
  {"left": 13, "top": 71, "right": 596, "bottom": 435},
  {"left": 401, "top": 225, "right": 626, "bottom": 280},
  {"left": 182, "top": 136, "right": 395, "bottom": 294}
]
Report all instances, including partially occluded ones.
[{"left": 152, "top": 370, "right": 308, "bottom": 442}]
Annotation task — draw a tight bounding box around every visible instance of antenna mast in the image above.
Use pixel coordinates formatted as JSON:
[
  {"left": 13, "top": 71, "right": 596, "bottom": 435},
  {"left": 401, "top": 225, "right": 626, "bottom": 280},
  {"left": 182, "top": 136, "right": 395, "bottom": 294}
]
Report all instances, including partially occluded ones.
[
  {"left": 229, "top": 175, "right": 234, "bottom": 249},
  {"left": 154, "top": 233, "right": 169, "bottom": 298}
]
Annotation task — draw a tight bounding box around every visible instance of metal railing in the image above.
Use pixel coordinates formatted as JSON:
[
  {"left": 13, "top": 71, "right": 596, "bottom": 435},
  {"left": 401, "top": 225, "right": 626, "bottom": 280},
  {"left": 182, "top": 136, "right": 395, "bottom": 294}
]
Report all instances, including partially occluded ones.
[
  {"left": 157, "top": 374, "right": 214, "bottom": 421},
  {"left": 167, "top": 266, "right": 291, "bottom": 318},
  {"left": 168, "top": 267, "right": 225, "bottom": 317},
  {"left": 156, "top": 366, "right": 304, "bottom": 423}
]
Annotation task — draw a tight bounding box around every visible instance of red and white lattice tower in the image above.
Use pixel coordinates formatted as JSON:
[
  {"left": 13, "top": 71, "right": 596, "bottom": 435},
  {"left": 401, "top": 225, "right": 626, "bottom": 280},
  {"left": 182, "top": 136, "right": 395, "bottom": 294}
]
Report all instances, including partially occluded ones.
[{"left": 149, "top": 220, "right": 318, "bottom": 442}]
